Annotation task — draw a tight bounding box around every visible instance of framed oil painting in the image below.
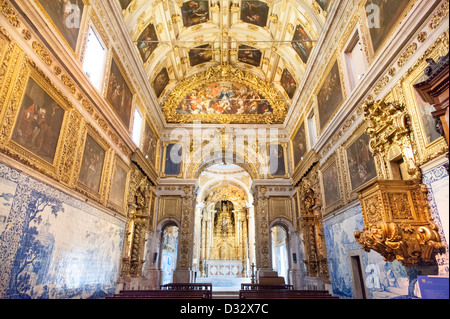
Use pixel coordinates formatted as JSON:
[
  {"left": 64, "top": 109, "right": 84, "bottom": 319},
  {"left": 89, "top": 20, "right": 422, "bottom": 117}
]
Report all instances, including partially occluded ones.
[
  {"left": 118, "top": 0, "right": 132, "bottom": 10},
  {"left": 11, "top": 77, "right": 66, "bottom": 164},
  {"left": 238, "top": 45, "right": 262, "bottom": 67},
  {"left": 142, "top": 119, "right": 159, "bottom": 168},
  {"left": 106, "top": 58, "right": 134, "bottom": 129},
  {"left": 268, "top": 143, "right": 288, "bottom": 178},
  {"left": 181, "top": 1, "right": 210, "bottom": 28},
  {"left": 176, "top": 81, "right": 273, "bottom": 115},
  {"left": 153, "top": 68, "right": 170, "bottom": 99},
  {"left": 136, "top": 23, "right": 158, "bottom": 64},
  {"left": 316, "top": 0, "right": 332, "bottom": 11},
  {"left": 292, "top": 24, "right": 314, "bottom": 64},
  {"left": 411, "top": 75, "right": 442, "bottom": 145},
  {"left": 365, "top": 0, "right": 411, "bottom": 54},
  {"left": 109, "top": 158, "right": 128, "bottom": 212},
  {"left": 36, "top": 0, "right": 85, "bottom": 52},
  {"left": 189, "top": 45, "right": 213, "bottom": 67},
  {"left": 162, "top": 142, "right": 183, "bottom": 177},
  {"left": 280, "top": 69, "right": 297, "bottom": 99},
  {"left": 241, "top": 1, "right": 269, "bottom": 28},
  {"left": 291, "top": 122, "right": 307, "bottom": 169},
  {"left": 322, "top": 160, "right": 341, "bottom": 208},
  {"left": 78, "top": 133, "right": 106, "bottom": 193},
  {"left": 317, "top": 60, "right": 344, "bottom": 131},
  {"left": 346, "top": 132, "right": 377, "bottom": 191}
]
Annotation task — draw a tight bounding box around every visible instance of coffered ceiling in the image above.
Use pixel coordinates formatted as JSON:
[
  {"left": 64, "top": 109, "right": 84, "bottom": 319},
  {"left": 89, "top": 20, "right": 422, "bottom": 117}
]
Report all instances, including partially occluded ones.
[{"left": 118, "top": 0, "right": 332, "bottom": 124}]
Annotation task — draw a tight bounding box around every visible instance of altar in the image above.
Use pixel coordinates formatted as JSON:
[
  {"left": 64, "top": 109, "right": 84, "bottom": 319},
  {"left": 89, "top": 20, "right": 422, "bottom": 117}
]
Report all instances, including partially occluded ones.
[{"left": 206, "top": 260, "right": 242, "bottom": 278}]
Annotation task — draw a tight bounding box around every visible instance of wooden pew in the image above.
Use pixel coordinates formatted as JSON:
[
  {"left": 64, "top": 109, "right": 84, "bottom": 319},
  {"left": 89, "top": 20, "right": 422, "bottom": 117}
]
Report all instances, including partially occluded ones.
[
  {"left": 106, "top": 283, "right": 213, "bottom": 299},
  {"left": 239, "top": 289, "right": 339, "bottom": 300},
  {"left": 106, "top": 290, "right": 212, "bottom": 299},
  {"left": 241, "top": 284, "right": 294, "bottom": 291}
]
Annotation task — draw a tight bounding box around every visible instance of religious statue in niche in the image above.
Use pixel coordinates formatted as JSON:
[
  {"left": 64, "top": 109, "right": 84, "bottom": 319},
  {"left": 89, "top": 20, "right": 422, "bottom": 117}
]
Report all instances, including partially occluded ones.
[{"left": 212, "top": 201, "right": 237, "bottom": 260}]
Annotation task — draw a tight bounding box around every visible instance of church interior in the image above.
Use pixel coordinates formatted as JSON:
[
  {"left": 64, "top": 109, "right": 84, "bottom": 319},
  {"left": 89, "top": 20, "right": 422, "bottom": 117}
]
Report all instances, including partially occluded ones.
[{"left": 0, "top": 0, "right": 448, "bottom": 301}]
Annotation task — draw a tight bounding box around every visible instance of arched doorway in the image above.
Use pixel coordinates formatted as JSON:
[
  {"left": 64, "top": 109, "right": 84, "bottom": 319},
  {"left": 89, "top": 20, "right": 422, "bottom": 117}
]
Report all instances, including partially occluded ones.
[
  {"left": 160, "top": 225, "right": 179, "bottom": 285},
  {"left": 271, "top": 225, "right": 290, "bottom": 282},
  {"left": 193, "top": 164, "right": 256, "bottom": 290}
]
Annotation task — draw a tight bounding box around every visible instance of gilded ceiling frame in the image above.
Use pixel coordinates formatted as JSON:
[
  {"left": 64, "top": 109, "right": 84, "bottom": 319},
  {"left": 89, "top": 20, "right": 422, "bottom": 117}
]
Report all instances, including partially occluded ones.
[{"left": 161, "top": 64, "right": 288, "bottom": 124}]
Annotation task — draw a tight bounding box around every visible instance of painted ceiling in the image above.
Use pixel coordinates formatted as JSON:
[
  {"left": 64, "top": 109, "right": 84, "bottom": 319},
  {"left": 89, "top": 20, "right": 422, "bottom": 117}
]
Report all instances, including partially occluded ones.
[{"left": 120, "top": 0, "right": 333, "bottom": 124}]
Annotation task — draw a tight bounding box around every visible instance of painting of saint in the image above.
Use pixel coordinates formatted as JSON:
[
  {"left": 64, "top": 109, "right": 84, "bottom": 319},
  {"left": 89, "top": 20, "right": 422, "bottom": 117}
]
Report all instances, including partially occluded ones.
[
  {"left": 317, "top": 61, "right": 344, "bottom": 130},
  {"left": 280, "top": 69, "right": 297, "bottom": 99},
  {"left": 37, "top": 0, "right": 85, "bottom": 51},
  {"left": 292, "top": 123, "right": 307, "bottom": 167},
  {"left": 12, "top": 78, "right": 65, "bottom": 164},
  {"left": 142, "top": 121, "right": 158, "bottom": 167},
  {"left": 106, "top": 59, "right": 133, "bottom": 128},
  {"left": 413, "top": 75, "right": 442, "bottom": 144},
  {"left": 238, "top": 45, "right": 262, "bottom": 67},
  {"left": 316, "top": 0, "right": 332, "bottom": 11},
  {"left": 292, "top": 24, "right": 314, "bottom": 64},
  {"left": 189, "top": 45, "right": 213, "bottom": 67},
  {"left": 110, "top": 162, "right": 127, "bottom": 209},
  {"left": 241, "top": 1, "right": 269, "bottom": 28},
  {"left": 176, "top": 82, "right": 272, "bottom": 115},
  {"left": 365, "top": 0, "right": 410, "bottom": 53},
  {"left": 153, "top": 68, "right": 170, "bottom": 99},
  {"left": 322, "top": 162, "right": 341, "bottom": 207},
  {"left": 78, "top": 134, "right": 106, "bottom": 192},
  {"left": 164, "top": 143, "right": 183, "bottom": 176},
  {"left": 119, "top": 0, "right": 132, "bottom": 10},
  {"left": 269, "top": 144, "right": 286, "bottom": 176},
  {"left": 136, "top": 23, "right": 158, "bottom": 64},
  {"left": 181, "top": 1, "right": 210, "bottom": 28},
  {"left": 346, "top": 134, "right": 377, "bottom": 191}
]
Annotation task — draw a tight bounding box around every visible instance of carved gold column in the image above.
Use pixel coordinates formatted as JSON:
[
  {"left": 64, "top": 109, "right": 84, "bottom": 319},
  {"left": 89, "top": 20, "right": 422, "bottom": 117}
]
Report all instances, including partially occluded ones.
[
  {"left": 298, "top": 179, "right": 329, "bottom": 279},
  {"left": 355, "top": 100, "right": 446, "bottom": 267},
  {"left": 120, "top": 166, "right": 152, "bottom": 278}
]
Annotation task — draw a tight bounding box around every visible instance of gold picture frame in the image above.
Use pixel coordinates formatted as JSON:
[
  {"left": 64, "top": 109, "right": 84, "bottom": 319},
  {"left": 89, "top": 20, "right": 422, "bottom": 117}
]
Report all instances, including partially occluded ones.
[
  {"left": 290, "top": 115, "right": 309, "bottom": 173},
  {"left": 266, "top": 142, "right": 289, "bottom": 179},
  {"left": 359, "top": 0, "right": 417, "bottom": 62},
  {"left": 32, "top": 0, "right": 90, "bottom": 58},
  {"left": 161, "top": 141, "right": 185, "bottom": 178},
  {"left": 341, "top": 123, "right": 378, "bottom": 202},
  {"left": 400, "top": 42, "right": 448, "bottom": 164},
  {"left": 107, "top": 155, "right": 130, "bottom": 215},
  {"left": 75, "top": 124, "right": 111, "bottom": 202},
  {"left": 104, "top": 50, "right": 136, "bottom": 132},
  {"left": 0, "top": 56, "right": 73, "bottom": 181},
  {"left": 314, "top": 53, "right": 347, "bottom": 134},
  {"left": 140, "top": 111, "right": 161, "bottom": 171},
  {"left": 320, "top": 154, "right": 345, "bottom": 215}
]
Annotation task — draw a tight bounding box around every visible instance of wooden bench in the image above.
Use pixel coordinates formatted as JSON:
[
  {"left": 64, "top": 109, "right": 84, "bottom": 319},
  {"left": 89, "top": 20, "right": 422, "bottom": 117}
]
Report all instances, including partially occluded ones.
[
  {"left": 241, "top": 284, "right": 294, "bottom": 290},
  {"left": 106, "top": 284, "right": 213, "bottom": 299},
  {"left": 160, "top": 283, "right": 213, "bottom": 292},
  {"left": 106, "top": 290, "right": 212, "bottom": 299},
  {"left": 239, "top": 289, "right": 339, "bottom": 300}
]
